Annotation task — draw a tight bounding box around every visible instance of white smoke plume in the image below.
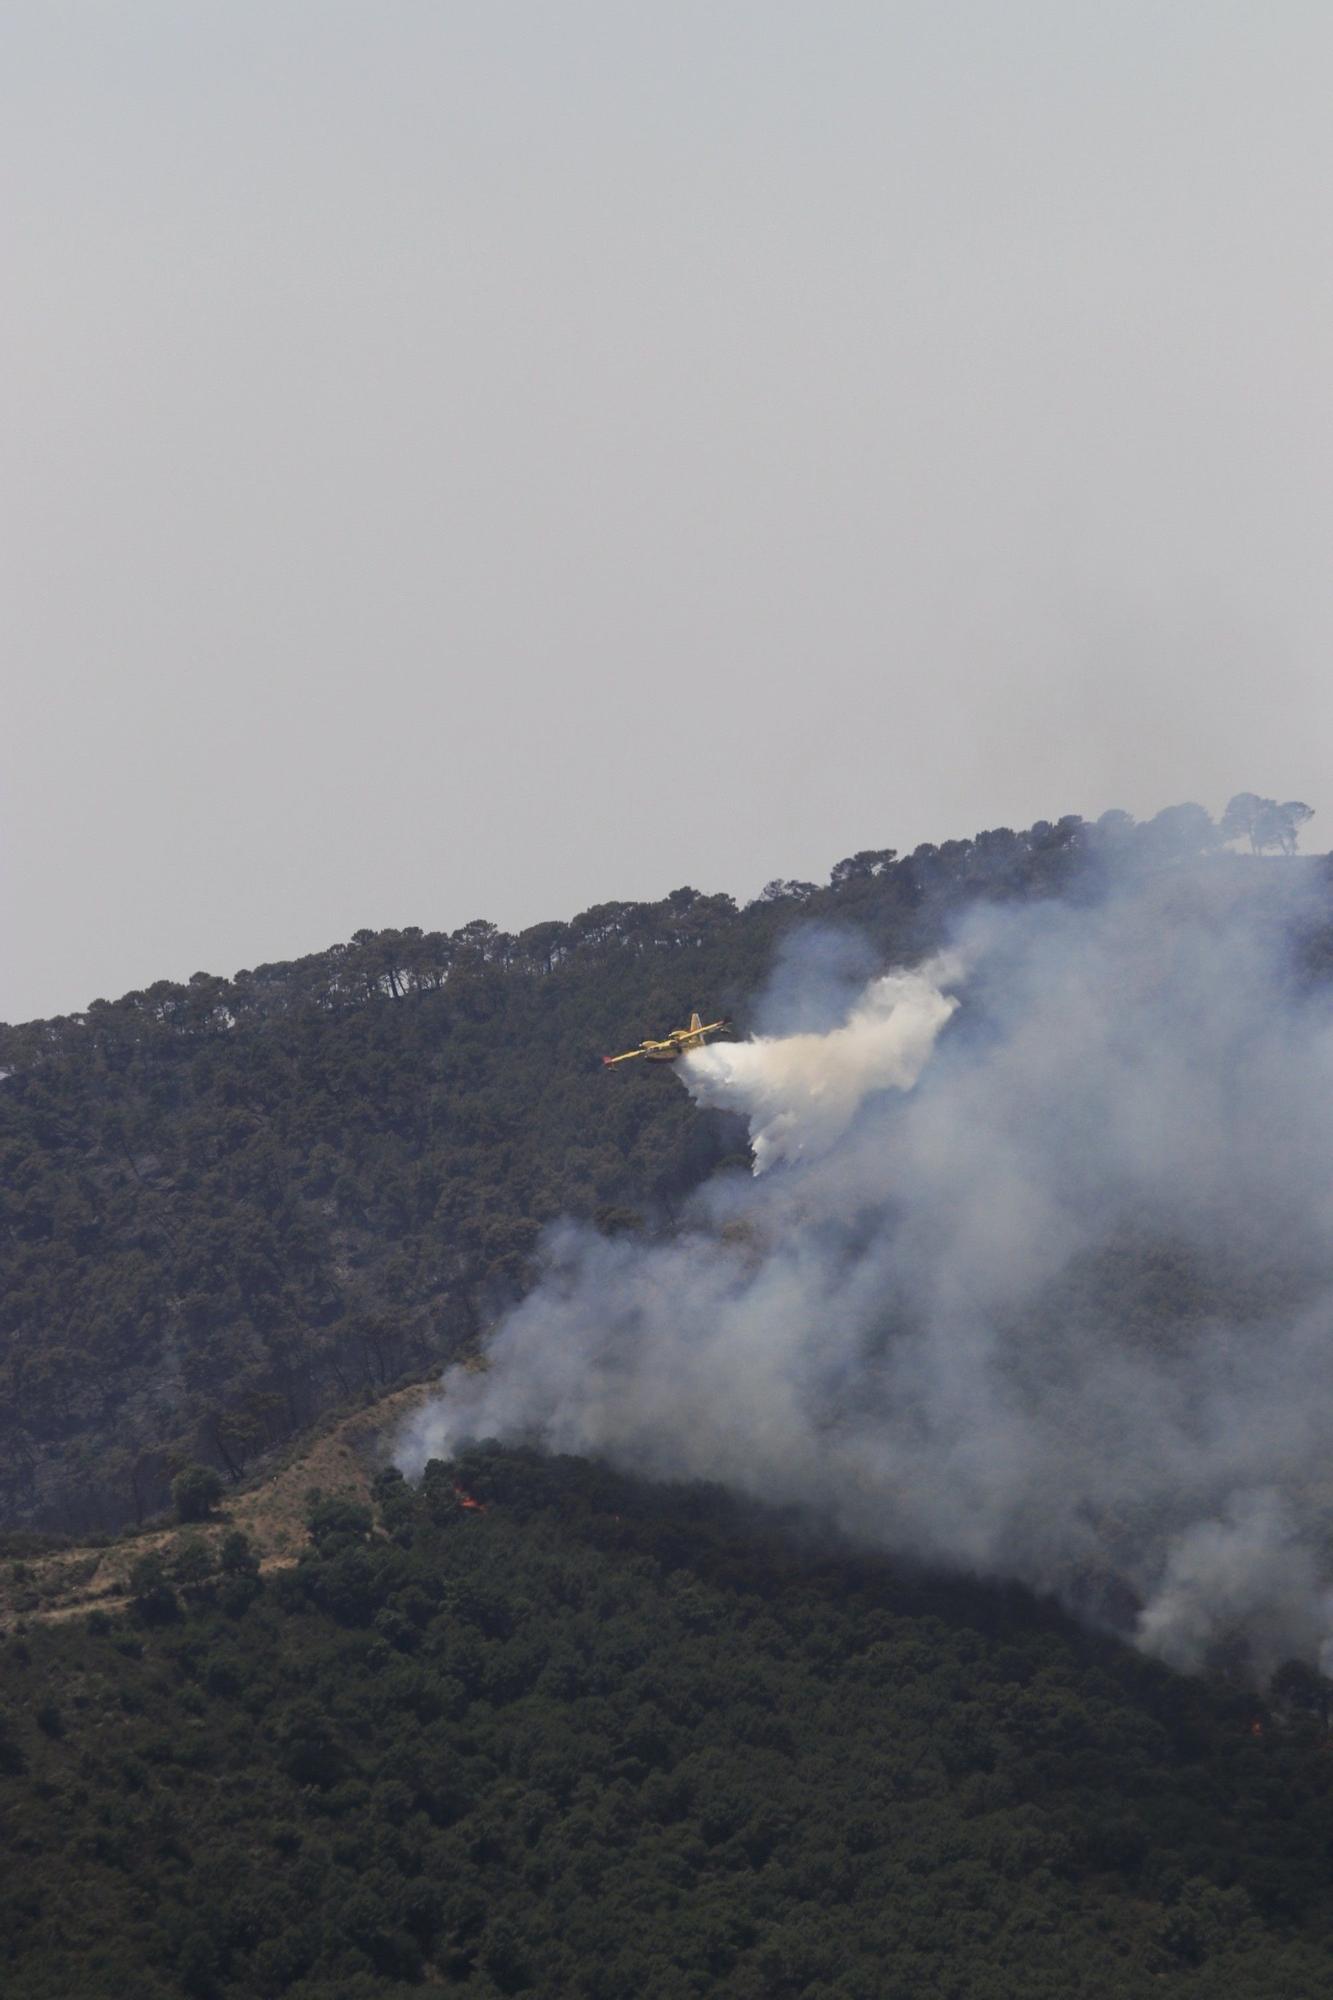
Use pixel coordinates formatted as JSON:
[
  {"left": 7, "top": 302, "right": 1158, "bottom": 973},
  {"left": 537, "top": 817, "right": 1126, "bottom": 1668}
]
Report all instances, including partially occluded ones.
[
  {"left": 399, "top": 859, "right": 1333, "bottom": 1677},
  {"left": 685, "top": 958, "right": 961, "bottom": 1172}
]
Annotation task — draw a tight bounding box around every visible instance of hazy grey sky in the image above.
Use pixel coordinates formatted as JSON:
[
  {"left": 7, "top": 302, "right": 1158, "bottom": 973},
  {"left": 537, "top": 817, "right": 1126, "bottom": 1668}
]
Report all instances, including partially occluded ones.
[{"left": 4, "top": 3, "right": 1331, "bottom": 1021}]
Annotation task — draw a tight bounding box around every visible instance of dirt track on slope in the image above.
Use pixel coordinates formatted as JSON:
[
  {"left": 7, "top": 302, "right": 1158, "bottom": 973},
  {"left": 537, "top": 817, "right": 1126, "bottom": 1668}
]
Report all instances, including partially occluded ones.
[{"left": 0, "top": 1382, "right": 436, "bottom": 1633}]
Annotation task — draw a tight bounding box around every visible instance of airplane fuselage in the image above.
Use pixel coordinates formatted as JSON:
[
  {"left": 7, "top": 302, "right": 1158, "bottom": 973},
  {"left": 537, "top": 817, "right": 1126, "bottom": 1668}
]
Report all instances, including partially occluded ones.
[{"left": 601, "top": 1013, "right": 731, "bottom": 1068}]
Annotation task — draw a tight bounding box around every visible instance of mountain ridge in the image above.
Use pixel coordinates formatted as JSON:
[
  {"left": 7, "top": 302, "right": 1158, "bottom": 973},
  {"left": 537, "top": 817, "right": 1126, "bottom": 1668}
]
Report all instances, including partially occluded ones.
[{"left": 2, "top": 807, "right": 1325, "bottom": 1536}]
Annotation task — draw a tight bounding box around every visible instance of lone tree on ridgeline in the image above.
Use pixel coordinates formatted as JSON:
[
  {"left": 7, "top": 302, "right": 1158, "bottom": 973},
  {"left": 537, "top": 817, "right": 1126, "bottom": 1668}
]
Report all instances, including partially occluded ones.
[{"left": 1220, "top": 793, "right": 1315, "bottom": 855}]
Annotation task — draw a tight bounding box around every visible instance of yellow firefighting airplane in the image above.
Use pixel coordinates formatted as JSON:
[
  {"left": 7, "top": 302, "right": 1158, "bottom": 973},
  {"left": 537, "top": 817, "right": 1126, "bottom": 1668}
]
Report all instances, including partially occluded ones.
[{"left": 602, "top": 1013, "right": 731, "bottom": 1068}]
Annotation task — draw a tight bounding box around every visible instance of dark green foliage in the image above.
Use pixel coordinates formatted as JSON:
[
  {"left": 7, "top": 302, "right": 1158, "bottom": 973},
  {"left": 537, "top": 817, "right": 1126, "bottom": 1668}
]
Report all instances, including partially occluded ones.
[
  {"left": 128, "top": 1552, "right": 179, "bottom": 1626},
  {"left": 172, "top": 1464, "right": 224, "bottom": 1523},
  {"left": 2, "top": 1449, "right": 1332, "bottom": 1998},
  {"left": 306, "top": 1495, "right": 374, "bottom": 1547}
]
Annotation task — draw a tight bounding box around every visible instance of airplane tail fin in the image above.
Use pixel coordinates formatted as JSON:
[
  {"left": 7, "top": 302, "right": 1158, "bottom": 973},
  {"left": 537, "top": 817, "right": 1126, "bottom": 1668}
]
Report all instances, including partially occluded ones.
[{"left": 689, "top": 1013, "right": 702, "bottom": 1035}]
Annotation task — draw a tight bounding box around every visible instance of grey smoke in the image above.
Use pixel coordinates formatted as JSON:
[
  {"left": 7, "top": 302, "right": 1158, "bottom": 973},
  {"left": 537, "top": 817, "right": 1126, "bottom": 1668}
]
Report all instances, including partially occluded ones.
[{"left": 399, "top": 858, "right": 1333, "bottom": 1676}]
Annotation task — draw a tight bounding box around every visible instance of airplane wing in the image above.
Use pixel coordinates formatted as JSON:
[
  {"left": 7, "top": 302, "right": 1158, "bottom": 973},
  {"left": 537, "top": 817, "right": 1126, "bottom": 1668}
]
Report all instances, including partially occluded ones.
[
  {"left": 601, "top": 1047, "right": 648, "bottom": 1067},
  {"left": 670, "top": 1016, "right": 730, "bottom": 1045}
]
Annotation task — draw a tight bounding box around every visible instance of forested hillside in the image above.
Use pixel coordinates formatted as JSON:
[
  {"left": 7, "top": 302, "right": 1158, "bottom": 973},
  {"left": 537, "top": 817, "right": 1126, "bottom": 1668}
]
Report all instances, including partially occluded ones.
[
  {"left": 1, "top": 804, "right": 1324, "bottom": 1537},
  {"left": 6, "top": 800, "right": 1333, "bottom": 2000},
  {"left": 5, "top": 1446, "right": 1333, "bottom": 2000},
  {"left": 1, "top": 816, "right": 1099, "bottom": 1533}
]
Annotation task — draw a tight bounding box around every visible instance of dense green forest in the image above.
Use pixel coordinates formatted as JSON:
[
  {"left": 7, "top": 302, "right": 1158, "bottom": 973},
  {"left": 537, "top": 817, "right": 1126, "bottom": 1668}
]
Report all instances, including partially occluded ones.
[
  {"left": 5, "top": 1446, "right": 1333, "bottom": 2000},
  {"left": 0, "top": 812, "right": 1126, "bottom": 1533},
  {"left": 5, "top": 796, "right": 1333, "bottom": 2000}
]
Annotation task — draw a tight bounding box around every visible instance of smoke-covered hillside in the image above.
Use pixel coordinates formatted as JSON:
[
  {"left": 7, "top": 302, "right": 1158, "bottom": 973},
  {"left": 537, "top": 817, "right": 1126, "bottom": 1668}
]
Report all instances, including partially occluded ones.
[
  {"left": 7, "top": 796, "right": 1333, "bottom": 2000},
  {"left": 1, "top": 802, "right": 1326, "bottom": 1541},
  {"left": 407, "top": 854, "right": 1333, "bottom": 1678}
]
